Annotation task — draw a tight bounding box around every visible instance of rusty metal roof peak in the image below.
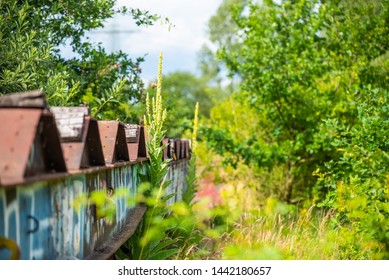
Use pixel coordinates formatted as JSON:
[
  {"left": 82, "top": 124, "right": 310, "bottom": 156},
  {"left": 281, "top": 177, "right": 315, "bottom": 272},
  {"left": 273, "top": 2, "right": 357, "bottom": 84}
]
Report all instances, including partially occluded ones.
[
  {"left": 0, "top": 90, "right": 48, "bottom": 109},
  {"left": 98, "top": 121, "right": 129, "bottom": 164},
  {"left": 0, "top": 108, "right": 67, "bottom": 186}
]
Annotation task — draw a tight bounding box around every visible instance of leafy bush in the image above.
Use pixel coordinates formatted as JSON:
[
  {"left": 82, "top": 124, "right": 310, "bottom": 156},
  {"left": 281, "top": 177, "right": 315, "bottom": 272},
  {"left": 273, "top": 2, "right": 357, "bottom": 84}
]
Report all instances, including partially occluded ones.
[
  {"left": 199, "top": 0, "right": 389, "bottom": 259},
  {"left": 204, "top": 0, "right": 388, "bottom": 202},
  {"left": 317, "top": 86, "right": 389, "bottom": 257},
  {"left": 0, "top": 0, "right": 163, "bottom": 121}
]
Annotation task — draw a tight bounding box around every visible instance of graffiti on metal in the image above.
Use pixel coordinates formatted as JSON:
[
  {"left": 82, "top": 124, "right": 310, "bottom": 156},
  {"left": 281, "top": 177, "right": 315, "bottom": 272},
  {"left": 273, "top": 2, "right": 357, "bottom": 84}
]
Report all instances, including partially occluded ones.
[
  {"left": 0, "top": 91, "right": 191, "bottom": 259},
  {"left": 0, "top": 163, "right": 149, "bottom": 259},
  {"left": 0, "top": 160, "right": 188, "bottom": 259}
]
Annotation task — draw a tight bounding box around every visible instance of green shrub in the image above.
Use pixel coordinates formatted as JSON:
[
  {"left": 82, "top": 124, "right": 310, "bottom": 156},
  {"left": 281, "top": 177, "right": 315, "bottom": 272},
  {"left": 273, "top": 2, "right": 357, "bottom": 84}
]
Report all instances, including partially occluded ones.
[{"left": 317, "top": 86, "right": 389, "bottom": 257}]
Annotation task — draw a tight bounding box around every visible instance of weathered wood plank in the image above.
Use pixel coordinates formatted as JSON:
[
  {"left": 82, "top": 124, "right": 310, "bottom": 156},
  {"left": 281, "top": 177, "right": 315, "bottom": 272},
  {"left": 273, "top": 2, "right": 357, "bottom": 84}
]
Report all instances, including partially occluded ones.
[
  {"left": 51, "top": 107, "right": 89, "bottom": 141},
  {"left": 50, "top": 106, "right": 89, "bottom": 116}
]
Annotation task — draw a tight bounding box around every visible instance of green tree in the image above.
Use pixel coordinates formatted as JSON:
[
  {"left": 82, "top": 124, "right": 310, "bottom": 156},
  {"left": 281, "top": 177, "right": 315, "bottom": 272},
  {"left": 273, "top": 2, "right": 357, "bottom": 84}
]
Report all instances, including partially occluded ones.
[
  {"left": 208, "top": 0, "right": 248, "bottom": 54},
  {"left": 0, "top": 0, "right": 164, "bottom": 121},
  {"left": 146, "top": 71, "right": 227, "bottom": 137},
  {"left": 198, "top": 0, "right": 249, "bottom": 94},
  {"left": 205, "top": 0, "right": 388, "bottom": 201},
  {"left": 201, "top": 0, "right": 389, "bottom": 257}
]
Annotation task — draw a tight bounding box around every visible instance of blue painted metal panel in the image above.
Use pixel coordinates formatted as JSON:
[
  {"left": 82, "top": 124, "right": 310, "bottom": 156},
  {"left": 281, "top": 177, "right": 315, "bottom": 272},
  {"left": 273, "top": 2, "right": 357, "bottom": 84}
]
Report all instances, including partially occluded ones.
[
  {"left": 117, "top": 167, "right": 124, "bottom": 224},
  {"left": 0, "top": 160, "right": 188, "bottom": 259},
  {"left": 84, "top": 172, "right": 99, "bottom": 255},
  {"left": 132, "top": 164, "right": 139, "bottom": 198},
  {"left": 30, "top": 184, "right": 53, "bottom": 260},
  {"left": 69, "top": 177, "right": 86, "bottom": 259},
  {"left": 126, "top": 165, "right": 134, "bottom": 209},
  {"left": 0, "top": 188, "right": 8, "bottom": 259},
  {"left": 17, "top": 187, "right": 34, "bottom": 260},
  {"left": 126, "top": 168, "right": 131, "bottom": 199},
  {"left": 51, "top": 181, "right": 65, "bottom": 258},
  {"left": 5, "top": 188, "right": 18, "bottom": 253}
]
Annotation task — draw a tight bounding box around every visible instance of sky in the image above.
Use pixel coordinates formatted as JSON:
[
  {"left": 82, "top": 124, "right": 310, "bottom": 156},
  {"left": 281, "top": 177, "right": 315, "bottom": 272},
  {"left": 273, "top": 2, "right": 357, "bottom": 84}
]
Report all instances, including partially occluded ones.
[{"left": 63, "top": 0, "right": 223, "bottom": 83}]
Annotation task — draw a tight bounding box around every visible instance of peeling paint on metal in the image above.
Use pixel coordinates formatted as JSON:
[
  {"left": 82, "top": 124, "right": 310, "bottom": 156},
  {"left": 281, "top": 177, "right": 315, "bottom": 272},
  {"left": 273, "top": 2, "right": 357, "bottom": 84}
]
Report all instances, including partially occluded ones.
[{"left": 0, "top": 160, "right": 188, "bottom": 259}]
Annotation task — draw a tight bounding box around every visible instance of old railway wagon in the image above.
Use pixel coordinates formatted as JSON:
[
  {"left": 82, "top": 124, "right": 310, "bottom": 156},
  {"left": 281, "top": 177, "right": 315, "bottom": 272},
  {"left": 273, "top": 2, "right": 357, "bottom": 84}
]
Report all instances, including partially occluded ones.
[{"left": 0, "top": 91, "right": 190, "bottom": 260}]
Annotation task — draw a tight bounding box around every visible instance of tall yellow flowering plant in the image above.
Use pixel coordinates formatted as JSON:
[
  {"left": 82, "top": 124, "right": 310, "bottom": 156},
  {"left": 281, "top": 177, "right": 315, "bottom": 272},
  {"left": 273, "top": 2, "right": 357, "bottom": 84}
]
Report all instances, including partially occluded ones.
[{"left": 144, "top": 52, "right": 168, "bottom": 192}]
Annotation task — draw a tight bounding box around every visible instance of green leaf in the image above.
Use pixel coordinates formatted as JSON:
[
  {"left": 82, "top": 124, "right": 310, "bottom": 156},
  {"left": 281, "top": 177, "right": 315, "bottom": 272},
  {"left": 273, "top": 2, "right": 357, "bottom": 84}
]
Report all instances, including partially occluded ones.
[{"left": 147, "top": 248, "right": 179, "bottom": 260}]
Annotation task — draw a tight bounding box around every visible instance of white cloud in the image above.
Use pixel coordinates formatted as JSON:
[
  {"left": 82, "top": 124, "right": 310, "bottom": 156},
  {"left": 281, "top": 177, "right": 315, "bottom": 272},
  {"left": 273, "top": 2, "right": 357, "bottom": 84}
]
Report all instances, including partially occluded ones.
[{"left": 91, "top": 0, "right": 223, "bottom": 81}]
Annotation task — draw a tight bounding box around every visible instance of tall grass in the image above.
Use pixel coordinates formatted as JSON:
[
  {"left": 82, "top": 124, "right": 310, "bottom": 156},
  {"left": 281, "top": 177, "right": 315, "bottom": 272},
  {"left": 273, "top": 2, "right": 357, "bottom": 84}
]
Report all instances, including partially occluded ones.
[
  {"left": 193, "top": 202, "right": 381, "bottom": 260},
  {"left": 217, "top": 209, "right": 376, "bottom": 260},
  {"left": 190, "top": 142, "right": 384, "bottom": 260}
]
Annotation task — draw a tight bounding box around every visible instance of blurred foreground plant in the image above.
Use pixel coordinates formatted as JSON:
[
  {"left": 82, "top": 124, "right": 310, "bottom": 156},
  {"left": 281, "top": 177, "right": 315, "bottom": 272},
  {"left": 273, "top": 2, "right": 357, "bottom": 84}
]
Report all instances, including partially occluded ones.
[{"left": 116, "top": 55, "right": 207, "bottom": 260}]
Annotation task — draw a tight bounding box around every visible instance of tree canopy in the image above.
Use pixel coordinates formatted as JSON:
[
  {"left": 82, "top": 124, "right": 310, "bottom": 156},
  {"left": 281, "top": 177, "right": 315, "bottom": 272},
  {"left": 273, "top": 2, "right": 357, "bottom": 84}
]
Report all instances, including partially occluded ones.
[
  {"left": 0, "top": 0, "right": 164, "bottom": 121},
  {"left": 201, "top": 0, "right": 389, "bottom": 255}
]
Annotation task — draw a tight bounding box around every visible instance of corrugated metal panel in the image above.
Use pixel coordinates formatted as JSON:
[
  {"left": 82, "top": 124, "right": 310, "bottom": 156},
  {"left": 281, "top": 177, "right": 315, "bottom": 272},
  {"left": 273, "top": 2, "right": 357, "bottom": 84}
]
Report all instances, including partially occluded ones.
[
  {"left": 124, "top": 124, "right": 139, "bottom": 143},
  {"left": 169, "top": 138, "right": 176, "bottom": 160},
  {"left": 184, "top": 140, "right": 191, "bottom": 159},
  {"left": 84, "top": 117, "right": 105, "bottom": 167},
  {"left": 39, "top": 112, "right": 67, "bottom": 173},
  {"left": 162, "top": 138, "right": 169, "bottom": 161}
]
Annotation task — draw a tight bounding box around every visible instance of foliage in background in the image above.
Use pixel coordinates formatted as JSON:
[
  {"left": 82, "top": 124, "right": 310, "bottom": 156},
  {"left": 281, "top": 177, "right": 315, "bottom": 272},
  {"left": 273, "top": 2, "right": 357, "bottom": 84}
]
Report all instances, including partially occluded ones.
[
  {"left": 204, "top": 0, "right": 388, "bottom": 199},
  {"left": 145, "top": 70, "right": 228, "bottom": 138},
  {"left": 217, "top": 204, "right": 381, "bottom": 260},
  {"left": 192, "top": 139, "right": 385, "bottom": 260},
  {"left": 195, "top": 0, "right": 389, "bottom": 259},
  {"left": 2, "top": 0, "right": 388, "bottom": 260},
  {"left": 316, "top": 86, "right": 389, "bottom": 257},
  {"left": 0, "top": 0, "right": 167, "bottom": 121},
  {"left": 182, "top": 102, "right": 199, "bottom": 205}
]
